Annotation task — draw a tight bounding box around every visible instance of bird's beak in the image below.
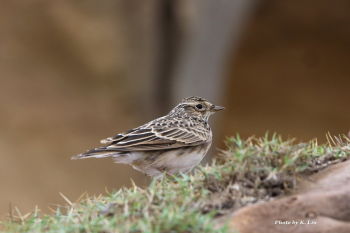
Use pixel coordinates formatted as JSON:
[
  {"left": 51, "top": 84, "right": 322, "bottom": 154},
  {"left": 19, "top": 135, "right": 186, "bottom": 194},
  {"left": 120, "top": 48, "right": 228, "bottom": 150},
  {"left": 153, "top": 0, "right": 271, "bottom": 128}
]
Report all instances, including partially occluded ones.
[{"left": 211, "top": 105, "right": 225, "bottom": 112}]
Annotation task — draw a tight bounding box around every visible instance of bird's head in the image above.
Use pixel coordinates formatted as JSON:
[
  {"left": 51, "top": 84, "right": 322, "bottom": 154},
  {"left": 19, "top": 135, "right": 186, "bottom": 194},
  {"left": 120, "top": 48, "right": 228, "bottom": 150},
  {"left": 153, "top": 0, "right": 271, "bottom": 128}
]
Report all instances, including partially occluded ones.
[{"left": 169, "top": 96, "right": 224, "bottom": 121}]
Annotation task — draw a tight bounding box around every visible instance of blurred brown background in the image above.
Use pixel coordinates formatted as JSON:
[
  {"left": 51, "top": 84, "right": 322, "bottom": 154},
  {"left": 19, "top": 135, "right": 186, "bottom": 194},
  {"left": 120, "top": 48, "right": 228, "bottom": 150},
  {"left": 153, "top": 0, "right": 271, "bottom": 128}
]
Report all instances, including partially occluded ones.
[{"left": 0, "top": 0, "right": 349, "bottom": 217}]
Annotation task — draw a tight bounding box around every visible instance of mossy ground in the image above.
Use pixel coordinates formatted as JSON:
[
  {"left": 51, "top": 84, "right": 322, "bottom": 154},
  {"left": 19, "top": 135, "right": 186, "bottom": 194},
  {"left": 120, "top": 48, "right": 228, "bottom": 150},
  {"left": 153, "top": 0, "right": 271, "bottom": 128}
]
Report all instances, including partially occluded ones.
[{"left": 2, "top": 134, "right": 350, "bottom": 233}]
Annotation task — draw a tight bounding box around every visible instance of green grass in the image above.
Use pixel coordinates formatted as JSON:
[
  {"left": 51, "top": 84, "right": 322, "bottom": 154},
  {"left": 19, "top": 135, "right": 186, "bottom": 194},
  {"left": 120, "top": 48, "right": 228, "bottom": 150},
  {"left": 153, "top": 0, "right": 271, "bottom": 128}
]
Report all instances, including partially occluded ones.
[{"left": 2, "top": 134, "right": 350, "bottom": 233}]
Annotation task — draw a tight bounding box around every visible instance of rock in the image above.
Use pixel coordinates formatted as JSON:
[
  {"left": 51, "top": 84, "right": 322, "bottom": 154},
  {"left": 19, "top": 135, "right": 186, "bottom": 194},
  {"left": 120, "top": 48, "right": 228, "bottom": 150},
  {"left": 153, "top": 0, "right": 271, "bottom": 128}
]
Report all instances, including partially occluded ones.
[{"left": 229, "top": 160, "right": 350, "bottom": 233}]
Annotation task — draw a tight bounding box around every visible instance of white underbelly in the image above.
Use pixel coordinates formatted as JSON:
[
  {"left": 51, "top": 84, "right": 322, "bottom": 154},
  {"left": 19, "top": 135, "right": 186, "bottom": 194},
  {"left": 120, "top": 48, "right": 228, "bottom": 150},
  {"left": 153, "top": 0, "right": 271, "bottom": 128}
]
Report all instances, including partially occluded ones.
[
  {"left": 114, "top": 143, "right": 211, "bottom": 177},
  {"left": 155, "top": 144, "right": 211, "bottom": 173}
]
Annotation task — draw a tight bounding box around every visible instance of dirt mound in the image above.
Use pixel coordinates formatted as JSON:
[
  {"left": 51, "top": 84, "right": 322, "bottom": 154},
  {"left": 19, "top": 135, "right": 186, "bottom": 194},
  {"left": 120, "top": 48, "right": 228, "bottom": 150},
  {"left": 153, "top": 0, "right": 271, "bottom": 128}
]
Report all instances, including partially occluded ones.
[{"left": 230, "top": 160, "right": 350, "bottom": 233}]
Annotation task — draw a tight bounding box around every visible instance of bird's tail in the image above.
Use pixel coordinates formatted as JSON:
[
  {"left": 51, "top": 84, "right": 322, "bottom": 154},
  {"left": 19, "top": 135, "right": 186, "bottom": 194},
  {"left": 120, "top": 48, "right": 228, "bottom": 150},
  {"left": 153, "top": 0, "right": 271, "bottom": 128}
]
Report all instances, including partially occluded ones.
[{"left": 71, "top": 147, "right": 121, "bottom": 160}]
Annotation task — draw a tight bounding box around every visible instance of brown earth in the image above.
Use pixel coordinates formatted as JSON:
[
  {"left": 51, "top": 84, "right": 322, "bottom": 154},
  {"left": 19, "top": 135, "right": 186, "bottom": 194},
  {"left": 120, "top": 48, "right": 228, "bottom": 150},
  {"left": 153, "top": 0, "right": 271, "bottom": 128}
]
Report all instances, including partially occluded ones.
[{"left": 230, "top": 160, "right": 350, "bottom": 233}]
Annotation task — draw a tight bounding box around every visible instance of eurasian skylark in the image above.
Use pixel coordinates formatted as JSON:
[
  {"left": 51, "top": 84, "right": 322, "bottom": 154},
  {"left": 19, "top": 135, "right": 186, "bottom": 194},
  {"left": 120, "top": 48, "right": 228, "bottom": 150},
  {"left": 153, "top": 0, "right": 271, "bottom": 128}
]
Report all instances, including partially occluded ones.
[{"left": 72, "top": 96, "right": 224, "bottom": 178}]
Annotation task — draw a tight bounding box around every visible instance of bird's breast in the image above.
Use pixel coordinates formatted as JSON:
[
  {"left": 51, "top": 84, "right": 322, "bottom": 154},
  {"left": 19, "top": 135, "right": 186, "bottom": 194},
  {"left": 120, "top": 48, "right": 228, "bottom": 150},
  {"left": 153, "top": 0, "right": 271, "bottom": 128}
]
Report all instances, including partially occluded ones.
[{"left": 156, "top": 142, "right": 212, "bottom": 170}]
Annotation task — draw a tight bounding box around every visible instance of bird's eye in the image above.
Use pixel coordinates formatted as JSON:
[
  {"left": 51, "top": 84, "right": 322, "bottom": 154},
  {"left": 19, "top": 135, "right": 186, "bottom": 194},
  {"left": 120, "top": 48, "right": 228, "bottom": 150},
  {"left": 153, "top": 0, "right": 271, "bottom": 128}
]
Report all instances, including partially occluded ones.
[{"left": 195, "top": 104, "right": 204, "bottom": 110}]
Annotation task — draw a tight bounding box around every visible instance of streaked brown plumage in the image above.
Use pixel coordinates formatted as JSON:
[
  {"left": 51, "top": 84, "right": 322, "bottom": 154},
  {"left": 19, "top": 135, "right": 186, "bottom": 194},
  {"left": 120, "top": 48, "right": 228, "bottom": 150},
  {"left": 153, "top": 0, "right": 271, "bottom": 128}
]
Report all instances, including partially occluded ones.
[{"left": 72, "top": 96, "right": 224, "bottom": 178}]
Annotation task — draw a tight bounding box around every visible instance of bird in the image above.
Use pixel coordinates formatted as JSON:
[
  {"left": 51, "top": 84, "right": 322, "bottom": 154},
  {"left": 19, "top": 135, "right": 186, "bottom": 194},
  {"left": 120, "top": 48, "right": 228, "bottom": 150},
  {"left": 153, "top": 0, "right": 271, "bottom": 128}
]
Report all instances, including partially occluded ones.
[{"left": 72, "top": 96, "right": 224, "bottom": 178}]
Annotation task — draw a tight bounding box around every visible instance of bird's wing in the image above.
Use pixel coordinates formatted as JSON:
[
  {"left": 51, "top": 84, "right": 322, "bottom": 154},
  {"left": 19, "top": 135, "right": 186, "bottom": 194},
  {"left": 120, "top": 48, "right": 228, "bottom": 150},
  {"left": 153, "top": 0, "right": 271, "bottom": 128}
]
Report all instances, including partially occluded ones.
[{"left": 99, "top": 120, "right": 208, "bottom": 151}]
